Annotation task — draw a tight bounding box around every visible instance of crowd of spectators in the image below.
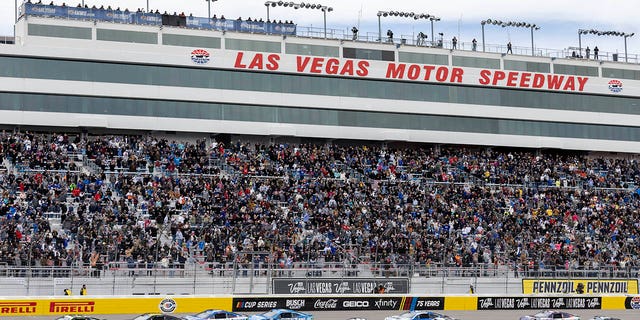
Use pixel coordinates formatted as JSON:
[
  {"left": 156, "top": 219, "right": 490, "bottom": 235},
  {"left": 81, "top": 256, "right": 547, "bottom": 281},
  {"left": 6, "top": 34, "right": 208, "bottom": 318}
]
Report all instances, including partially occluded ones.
[{"left": 1, "top": 129, "right": 639, "bottom": 278}]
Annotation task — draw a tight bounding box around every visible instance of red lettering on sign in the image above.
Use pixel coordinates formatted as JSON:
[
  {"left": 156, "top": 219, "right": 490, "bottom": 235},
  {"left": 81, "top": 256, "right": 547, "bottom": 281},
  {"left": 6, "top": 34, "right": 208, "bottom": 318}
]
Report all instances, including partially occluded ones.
[
  {"left": 356, "top": 61, "right": 369, "bottom": 76},
  {"left": 451, "top": 68, "right": 463, "bottom": 83},
  {"left": 519, "top": 72, "right": 532, "bottom": 87},
  {"left": 506, "top": 72, "right": 519, "bottom": 87},
  {"left": 478, "top": 69, "right": 491, "bottom": 85},
  {"left": 233, "top": 52, "right": 247, "bottom": 68},
  {"left": 266, "top": 54, "right": 280, "bottom": 70}
]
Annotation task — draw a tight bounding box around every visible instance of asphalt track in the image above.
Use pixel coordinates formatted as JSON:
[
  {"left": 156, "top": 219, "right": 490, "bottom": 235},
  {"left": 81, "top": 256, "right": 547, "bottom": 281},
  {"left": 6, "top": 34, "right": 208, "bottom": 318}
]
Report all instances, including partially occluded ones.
[{"left": 4, "top": 310, "right": 640, "bottom": 320}]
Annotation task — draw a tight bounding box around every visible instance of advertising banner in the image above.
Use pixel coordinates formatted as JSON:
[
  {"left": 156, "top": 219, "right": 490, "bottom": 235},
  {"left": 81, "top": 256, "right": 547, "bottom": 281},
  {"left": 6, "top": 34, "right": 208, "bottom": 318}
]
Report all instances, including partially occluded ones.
[
  {"left": 0, "top": 297, "right": 231, "bottom": 317},
  {"left": 522, "top": 279, "right": 639, "bottom": 294},
  {"left": 23, "top": 3, "right": 296, "bottom": 36},
  {"left": 477, "top": 296, "right": 603, "bottom": 310},
  {"left": 272, "top": 278, "right": 410, "bottom": 294},
  {"left": 232, "top": 296, "right": 443, "bottom": 312},
  {"left": 625, "top": 296, "right": 640, "bottom": 310}
]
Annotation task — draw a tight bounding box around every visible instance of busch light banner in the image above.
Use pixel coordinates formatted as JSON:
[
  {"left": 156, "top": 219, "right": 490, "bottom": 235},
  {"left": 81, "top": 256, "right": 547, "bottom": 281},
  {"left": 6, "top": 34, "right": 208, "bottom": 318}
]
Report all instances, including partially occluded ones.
[
  {"left": 477, "top": 296, "right": 602, "bottom": 310},
  {"left": 23, "top": 3, "right": 296, "bottom": 36},
  {"left": 233, "top": 296, "right": 443, "bottom": 312},
  {"left": 272, "top": 278, "right": 410, "bottom": 294}
]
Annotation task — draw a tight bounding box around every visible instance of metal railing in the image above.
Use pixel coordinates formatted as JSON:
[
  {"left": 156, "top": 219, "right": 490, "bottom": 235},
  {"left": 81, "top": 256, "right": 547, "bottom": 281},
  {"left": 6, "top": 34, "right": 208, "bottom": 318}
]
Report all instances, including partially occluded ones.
[{"left": 1, "top": 262, "right": 637, "bottom": 295}]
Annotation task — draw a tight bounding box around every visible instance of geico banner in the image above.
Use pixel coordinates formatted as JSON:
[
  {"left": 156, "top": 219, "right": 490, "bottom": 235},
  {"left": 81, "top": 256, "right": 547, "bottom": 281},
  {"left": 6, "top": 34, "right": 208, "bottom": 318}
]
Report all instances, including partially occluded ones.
[
  {"left": 272, "top": 278, "right": 409, "bottom": 294},
  {"left": 477, "top": 297, "right": 602, "bottom": 310},
  {"left": 522, "top": 279, "right": 639, "bottom": 294},
  {"left": 232, "top": 296, "right": 443, "bottom": 312}
]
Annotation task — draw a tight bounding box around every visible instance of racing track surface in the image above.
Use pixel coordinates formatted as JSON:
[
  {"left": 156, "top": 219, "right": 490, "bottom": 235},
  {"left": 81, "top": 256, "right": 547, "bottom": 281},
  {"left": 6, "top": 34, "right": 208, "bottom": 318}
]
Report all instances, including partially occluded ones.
[{"left": 3, "top": 310, "right": 640, "bottom": 320}]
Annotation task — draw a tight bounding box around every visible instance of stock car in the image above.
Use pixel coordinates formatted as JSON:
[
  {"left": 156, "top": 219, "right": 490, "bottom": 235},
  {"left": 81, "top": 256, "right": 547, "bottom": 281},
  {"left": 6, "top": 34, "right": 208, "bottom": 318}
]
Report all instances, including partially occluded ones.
[
  {"left": 384, "top": 311, "right": 457, "bottom": 320},
  {"left": 183, "top": 310, "right": 249, "bottom": 320},
  {"left": 519, "top": 310, "right": 581, "bottom": 320},
  {"left": 247, "top": 309, "right": 313, "bottom": 320},
  {"left": 55, "top": 316, "right": 105, "bottom": 320},
  {"left": 588, "top": 317, "right": 621, "bottom": 320},
  {"left": 131, "top": 314, "right": 183, "bottom": 320}
]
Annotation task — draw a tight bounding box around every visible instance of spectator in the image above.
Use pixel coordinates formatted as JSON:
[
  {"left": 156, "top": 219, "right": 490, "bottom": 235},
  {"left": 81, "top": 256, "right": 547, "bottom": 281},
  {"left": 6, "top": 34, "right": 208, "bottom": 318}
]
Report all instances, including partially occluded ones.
[
  {"left": 507, "top": 41, "right": 513, "bottom": 54},
  {"left": 472, "top": 38, "right": 477, "bottom": 51},
  {"left": 594, "top": 46, "right": 599, "bottom": 59},
  {"left": 452, "top": 36, "right": 457, "bottom": 50}
]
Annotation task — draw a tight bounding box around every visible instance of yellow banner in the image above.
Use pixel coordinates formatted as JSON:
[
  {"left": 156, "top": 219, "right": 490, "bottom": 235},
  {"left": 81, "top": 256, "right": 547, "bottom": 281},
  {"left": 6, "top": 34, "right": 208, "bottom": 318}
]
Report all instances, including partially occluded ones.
[
  {"left": 0, "top": 296, "right": 232, "bottom": 317},
  {"left": 522, "top": 279, "right": 638, "bottom": 294}
]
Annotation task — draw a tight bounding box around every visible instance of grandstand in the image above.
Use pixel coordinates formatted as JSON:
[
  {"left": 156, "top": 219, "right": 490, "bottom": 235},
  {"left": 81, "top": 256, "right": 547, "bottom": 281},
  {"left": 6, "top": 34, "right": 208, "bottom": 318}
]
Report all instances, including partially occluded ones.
[{"left": 0, "top": 2, "right": 640, "bottom": 296}]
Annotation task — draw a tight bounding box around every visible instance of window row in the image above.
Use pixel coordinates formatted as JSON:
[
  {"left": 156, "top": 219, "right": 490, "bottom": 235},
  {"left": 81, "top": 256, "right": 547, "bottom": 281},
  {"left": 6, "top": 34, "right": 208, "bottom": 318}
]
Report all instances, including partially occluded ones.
[{"left": 0, "top": 92, "right": 639, "bottom": 142}]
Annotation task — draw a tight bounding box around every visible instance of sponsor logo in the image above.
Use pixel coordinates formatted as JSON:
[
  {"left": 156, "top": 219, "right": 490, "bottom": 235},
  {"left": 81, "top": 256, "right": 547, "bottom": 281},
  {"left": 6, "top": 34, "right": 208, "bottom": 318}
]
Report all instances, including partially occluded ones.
[
  {"left": 285, "top": 299, "right": 305, "bottom": 310},
  {"left": 342, "top": 300, "right": 369, "bottom": 308},
  {"left": 552, "top": 298, "right": 565, "bottom": 309},
  {"left": 374, "top": 299, "right": 398, "bottom": 309},
  {"left": 288, "top": 282, "right": 306, "bottom": 294},
  {"left": 479, "top": 298, "right": 494, "bottom": 309},
  {"left": 191, "top": 49, "right": 210, "bottom": 64},
  {"left": 334, "top": 282, "right": 351, "bottom": 294},
  {"left": 630, "top": 296, "right": 640, "bottom": 309},
  {"left": 516, "top": 298, "right": 530, "bottom": 309},
  {"left": 587, "top": 298, "right": 600, "bottom": 309},
  {"left": 382, "top": 281, "right": 396, "bottom": 292},
  {"left": 416, "top": 299, "right": 441, "bottom": 308},
  {"left": 608, "top": 79, "right": 623, "bottom": 93},
  {"left": 236, "top": 301, "right": 278, "bottom": 310},
  {"left": 0, "top": 302, "right": 37, "bottom": 314},
  {"left": 524, "top": 279, "right": 637, "bottom": 294},
  {"left": 159, "top": 298, "right": 177, "bottom": 313},
  {"left": 313, "top": 299, "right": 337, "bottom": 309},
  {"left": 49, "top": 301, "right": 95, "bottom": 313}
]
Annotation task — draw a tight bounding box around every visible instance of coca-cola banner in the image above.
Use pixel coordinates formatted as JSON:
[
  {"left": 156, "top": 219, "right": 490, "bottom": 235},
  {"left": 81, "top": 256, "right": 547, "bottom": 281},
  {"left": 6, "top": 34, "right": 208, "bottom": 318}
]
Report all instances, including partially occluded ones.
[
  {"left": 272, "top": 278, "right": 410, "bottom": 294},
  {"left": 232, "top": 296, "right": 443, "bottom": 312},
  {"left": 476, "top": 296, "right": 602, "bottom": 310}
]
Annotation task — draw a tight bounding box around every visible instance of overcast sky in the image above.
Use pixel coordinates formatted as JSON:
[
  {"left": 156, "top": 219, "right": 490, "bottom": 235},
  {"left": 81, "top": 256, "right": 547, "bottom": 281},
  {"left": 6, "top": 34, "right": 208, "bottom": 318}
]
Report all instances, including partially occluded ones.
[{"left": 0, "top": 0, "right": 638, "bottom": 58}]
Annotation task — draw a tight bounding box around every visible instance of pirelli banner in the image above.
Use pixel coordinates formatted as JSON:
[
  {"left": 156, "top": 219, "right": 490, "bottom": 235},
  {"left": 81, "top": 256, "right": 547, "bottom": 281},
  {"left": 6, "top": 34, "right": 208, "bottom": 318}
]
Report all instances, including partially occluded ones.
[
  {"left": 522, "top": 279, "right": 639, "bottom": 294},
  {"left": 272, "top": 278, "right": 409, "bottom": 294},
  {"left": 232, "top": 296, "right": 443, "bottom": 312},
  {"left": 0, "top": 296, "right": 232, "bottom": 316}
]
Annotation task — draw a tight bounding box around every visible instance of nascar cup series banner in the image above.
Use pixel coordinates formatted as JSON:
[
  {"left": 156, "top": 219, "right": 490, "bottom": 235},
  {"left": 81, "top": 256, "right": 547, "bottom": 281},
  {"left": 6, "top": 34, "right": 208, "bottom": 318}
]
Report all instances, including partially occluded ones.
[
  {"left": 232, "top": 296, "right": 444, "bottom": 312},
  {"left": 272, "top": 278, "right": 410, "bottom": 294},
  {"left": 522, "top": 279, "right": 639, "bottom": 294}
]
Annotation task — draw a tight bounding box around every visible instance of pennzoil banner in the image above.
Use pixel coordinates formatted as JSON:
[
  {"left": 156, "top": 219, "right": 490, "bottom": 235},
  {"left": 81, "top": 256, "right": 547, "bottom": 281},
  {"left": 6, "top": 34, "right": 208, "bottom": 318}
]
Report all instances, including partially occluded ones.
[{"left": 522, "top": 279, "right": 638, "bottom": 294}]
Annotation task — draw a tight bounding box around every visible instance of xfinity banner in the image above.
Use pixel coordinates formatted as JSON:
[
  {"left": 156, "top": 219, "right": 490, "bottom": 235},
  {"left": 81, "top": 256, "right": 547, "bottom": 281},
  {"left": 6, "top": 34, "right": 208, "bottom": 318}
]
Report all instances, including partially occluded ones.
[
  {"left": 272, "top": 278, "right": 410, "bottom": 294},
  {"left": 233, "top": 296, "right": 443, "bottom": 312},
  {"left": 477, "top": 296, "right": 602, "bottom": 310}
]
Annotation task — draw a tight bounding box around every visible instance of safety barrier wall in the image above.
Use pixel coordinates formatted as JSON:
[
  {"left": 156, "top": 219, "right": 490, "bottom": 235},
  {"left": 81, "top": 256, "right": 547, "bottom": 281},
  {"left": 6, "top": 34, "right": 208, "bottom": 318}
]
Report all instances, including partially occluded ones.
[
  {"left": 0, "top": 296, "right": 231, "bottom": 316},
  {"left": 1, "top": 294, "right": 639, "bottom": 316}
]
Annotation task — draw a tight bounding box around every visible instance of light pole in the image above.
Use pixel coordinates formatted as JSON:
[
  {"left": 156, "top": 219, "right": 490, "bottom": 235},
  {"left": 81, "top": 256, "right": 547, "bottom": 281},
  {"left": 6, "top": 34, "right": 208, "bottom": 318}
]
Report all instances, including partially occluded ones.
[
  {"left": 205, "top": 0, "right": 218, "bottom": 19},
  {"left": 430, "top": 16, "right": 441, "bottom": 47},
  {"left": 481, "top": 19, "right": 539, "bottom": 55},
  {"left": 624, "top": 33, "right": 635, "bottom": 63},
  {"left": 579, "top": 29, "right": 634, "bottom": 62},
  {"left": 377, "top": 10, "right": 439, "bottom": 44},
  {"left": 265, "top": 1, "right": 332, "bottom": 38}
]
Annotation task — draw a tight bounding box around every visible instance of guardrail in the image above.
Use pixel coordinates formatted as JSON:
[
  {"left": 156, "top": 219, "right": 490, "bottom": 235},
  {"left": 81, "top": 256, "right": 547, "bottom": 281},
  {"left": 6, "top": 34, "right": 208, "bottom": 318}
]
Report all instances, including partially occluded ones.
[{"left": 0, "top": 263, "right": 637, "bottom": 296}]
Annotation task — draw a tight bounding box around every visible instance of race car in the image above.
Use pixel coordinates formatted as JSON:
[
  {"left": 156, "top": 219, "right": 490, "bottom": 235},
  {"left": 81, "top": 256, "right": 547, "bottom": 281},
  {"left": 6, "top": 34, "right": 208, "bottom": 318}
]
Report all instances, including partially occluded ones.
[
  {"left": 519, "top": 310, "right": 581, "bottom": 320},
  {"left": 132, "top": 314, "right": 183, "bottom": 320},
  {"left": 247, "top": 309, "right": 313, "bottom": 320},
  {"left": 184, "top": 310, "right": 249, "bottom": 320},
  {"left": 55, "top": 316, "right": 105, "bottom": 320},
  {"left": 588, "top": 317, "right": 621, "bottom": 320},
  {"left": 384, "top": 311, "right": 457, "bottom": 320}
]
